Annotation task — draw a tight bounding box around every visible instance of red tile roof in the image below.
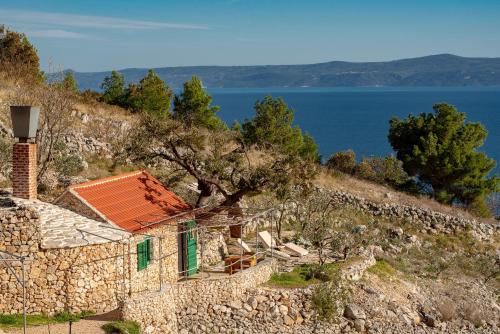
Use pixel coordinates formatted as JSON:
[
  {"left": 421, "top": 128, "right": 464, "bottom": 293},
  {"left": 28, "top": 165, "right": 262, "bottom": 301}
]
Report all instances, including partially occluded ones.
[{"left": 69, "top": 170, "right": 191, "bottom": 233}]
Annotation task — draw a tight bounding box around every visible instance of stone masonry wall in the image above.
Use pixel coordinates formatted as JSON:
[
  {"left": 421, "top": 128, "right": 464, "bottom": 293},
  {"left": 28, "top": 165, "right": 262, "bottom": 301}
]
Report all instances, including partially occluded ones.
[
  {"left": 128, "top": 223, "right": 181, "bottom": 296},
  {"left": 55, "top": 190, "right": 106, "bottom": 223},
  {"left": 121, "top": 258, "right": 278, "bottom": 334},
  {"left": 198, "top": 230, "right": 227, "bottom": 266},
  {"left": 327, "top": 189, "right": 497, "bottom": 241},
  {"left": 0, "top": 206, "right": 183, "bottom": 315},
  {"left": 0, "top": 206, "right": 125, "bottom": 314}
]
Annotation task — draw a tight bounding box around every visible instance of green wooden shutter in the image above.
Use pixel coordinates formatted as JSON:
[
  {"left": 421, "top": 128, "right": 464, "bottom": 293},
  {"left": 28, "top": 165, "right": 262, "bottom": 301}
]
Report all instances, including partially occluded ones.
[
  {"left": 186, "top": 220, "right": 197, "bottom": 276},
  {"left": 137, "top": 239, "right": 152, "bottom": 271}
]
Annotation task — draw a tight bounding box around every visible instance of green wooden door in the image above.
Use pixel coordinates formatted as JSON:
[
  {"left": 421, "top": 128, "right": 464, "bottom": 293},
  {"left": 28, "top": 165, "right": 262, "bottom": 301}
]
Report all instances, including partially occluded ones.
[{"left": 182, "top": 220, "right": 197, "bottom": 276}]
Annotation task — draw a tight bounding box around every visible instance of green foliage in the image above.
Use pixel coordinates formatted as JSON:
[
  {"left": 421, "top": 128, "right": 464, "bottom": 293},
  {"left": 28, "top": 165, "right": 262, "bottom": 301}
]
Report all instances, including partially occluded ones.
[
  {"left": 267, "top": 264, "right": 321, "bottom": 288},
  {"left": 101, "top": 70, "right": 125, "bottom": 105},
  {"left": 301, "top": 132, "right": 321, "bottom": 163},
  {"left": 131, "top": 94, "right": 318, "bottom": 208},
  {"left": 388, "top": 103, "right": 499, "bottom": 211},
  {"left": 311, "top": 269, "right": 350, "bottom": 322},
  {"left": 267, "top": 263, "right": 341, "bottom": 288},
  {"left": 54, "top": 153, "right": 84, "bottom": 177},
  {"left": 0, "top": 136, "right": 12, "bottom": 178},
  {"left": 173, "top": 76, "right": 225, "bottom": 130},
  {"left": 0, "top": 29, "right": 41, "bottom": 81},
  {"left": 467, "top": 196, "right": 494, "bottom": 218},
  {"left": 241, "top": 96, "right": 320, "bottom": 162},
  {"left": 367, "top": 259, "right": 397, "bottom": 280},
  {"left": 326, "top": 150, "right": 356, "bottom": 174},
  {"left": 355, "top": 156, "right": 409, "bottom": 187},
  {"left": 60, "top": 72, "right": 79, "bottom": 94},
  {"left": 126, "top": 69, "right": 172, "bottom": 117},
  {"left": 0, "top": 311, "right": 92, "bottom": 328},
  {"left": 102, "top": 321, "right": 140, "bottom": 334}
]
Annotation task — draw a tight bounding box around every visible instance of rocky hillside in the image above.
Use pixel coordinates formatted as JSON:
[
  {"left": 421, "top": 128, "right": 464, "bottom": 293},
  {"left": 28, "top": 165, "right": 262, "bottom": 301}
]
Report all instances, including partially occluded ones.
[{"left": 69, "top": 54, "right": 500, "bottom": 90}]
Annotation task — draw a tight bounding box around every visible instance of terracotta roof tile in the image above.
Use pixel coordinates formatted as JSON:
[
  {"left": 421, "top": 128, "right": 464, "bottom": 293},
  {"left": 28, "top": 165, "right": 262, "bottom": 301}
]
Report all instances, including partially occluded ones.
[{"left": 70, "top": 170, "right": 191, "bottom": 233}]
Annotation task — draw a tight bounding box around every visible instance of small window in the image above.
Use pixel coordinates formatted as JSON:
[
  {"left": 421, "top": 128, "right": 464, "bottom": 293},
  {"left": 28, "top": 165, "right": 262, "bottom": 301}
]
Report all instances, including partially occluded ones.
[{"left": 137, "top": 238, "right": 152, "bottom": 271}]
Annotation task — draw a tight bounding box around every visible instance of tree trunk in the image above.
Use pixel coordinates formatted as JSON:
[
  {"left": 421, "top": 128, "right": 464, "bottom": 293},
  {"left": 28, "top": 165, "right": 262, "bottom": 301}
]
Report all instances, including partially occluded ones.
[{"left": 195, "top": 181, "right": 214, "bottom": 208}]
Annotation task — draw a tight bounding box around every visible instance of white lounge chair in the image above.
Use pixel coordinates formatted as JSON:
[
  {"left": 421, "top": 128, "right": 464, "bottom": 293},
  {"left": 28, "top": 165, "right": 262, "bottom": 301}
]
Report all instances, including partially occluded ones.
[
  {"left": 258, "top": 231, "right": 277, "bottom": 249},
  {"left": 236, "top": 238, "right": 252, "bottom": 253},
  {"left": 284, "top": 242, "right": 309, "bottom": 257}
]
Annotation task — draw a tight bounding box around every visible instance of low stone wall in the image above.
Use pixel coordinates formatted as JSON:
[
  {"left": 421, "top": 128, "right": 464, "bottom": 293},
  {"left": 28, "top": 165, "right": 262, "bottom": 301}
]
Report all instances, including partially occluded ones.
[
  {"left": 244, "top": 188, "right": 497, "bottom": 242},
  {"left": 121, "top": 258, "right": 278, "bottom": 334},
  {"left": 328, "top": 189, "right": 497, "bottom": 241}
]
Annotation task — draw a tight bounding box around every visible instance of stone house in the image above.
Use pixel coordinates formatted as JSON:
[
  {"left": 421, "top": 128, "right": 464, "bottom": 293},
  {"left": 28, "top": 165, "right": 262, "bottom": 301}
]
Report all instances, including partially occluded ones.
[{"left": 0, "top": 139, "right": 200, "bottom": 315}]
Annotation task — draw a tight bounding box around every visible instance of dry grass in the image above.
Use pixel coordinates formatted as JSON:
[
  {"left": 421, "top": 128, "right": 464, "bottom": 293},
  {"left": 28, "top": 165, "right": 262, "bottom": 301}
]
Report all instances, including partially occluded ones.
[
  {"left": 315, "top": 169, "right": 491, "bottom": 223},
  {"left": 437, "top": 299, "right": 457, "bottom": 321}
]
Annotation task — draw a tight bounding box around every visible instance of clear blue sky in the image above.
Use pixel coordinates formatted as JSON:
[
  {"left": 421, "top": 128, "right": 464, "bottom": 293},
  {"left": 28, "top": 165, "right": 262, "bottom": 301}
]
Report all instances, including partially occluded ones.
[{"left": 1, "top": 0, "right": 499, "bottom": 72}]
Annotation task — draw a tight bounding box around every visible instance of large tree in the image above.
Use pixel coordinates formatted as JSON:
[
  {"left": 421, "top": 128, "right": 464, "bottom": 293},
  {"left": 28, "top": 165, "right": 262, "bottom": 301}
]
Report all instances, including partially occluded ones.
[
  {"left": 388, "top": 103, "right": 499, "bottom": 210},
  {"left": 60, "top": 72, "right": 79, "bottom": 94},
  {"left": 130, "top": 94, "right": 318, "bottom": 209},
  {"left": 128, "top": 69, "right": 172, "bottom": 117},
  {"left": 241, "top": 96, "right": 320, "bottom": 162},
  {"left": 101, "top": 70, "right": 125, "bottom": 105},
  {"left": 0, "top": 28, "right": 42, "bottom": 82},
  {"left": 173, "top": 76, "right": 225, "bottom": 130}
]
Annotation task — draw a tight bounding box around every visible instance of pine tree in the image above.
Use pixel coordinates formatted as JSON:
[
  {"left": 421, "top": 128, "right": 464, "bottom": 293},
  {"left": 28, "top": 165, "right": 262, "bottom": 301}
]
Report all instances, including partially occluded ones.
[
  {"left": 101, "top": 70, "right": 125, "bottom": 105},
  {"left": 173, "top": 76, "right": 225, "bottom": 130},
  {"left": 132, "top": 69, "right": 172, "bottom": 117},
  {"left": 61, "top": 72, "right": 79, "bottom": 94},
  {"left": 388, "top": 103, "right": 499, "bottom": 215}
]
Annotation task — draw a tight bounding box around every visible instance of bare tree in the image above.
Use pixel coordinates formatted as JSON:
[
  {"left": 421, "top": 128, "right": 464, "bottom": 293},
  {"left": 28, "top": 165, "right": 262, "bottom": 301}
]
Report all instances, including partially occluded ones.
[
  {"left": 296, "top": 190, "right": 352, "bottom": 265},
  {"left": 9, "top": 79, "right": 75, "bottom": 183}
]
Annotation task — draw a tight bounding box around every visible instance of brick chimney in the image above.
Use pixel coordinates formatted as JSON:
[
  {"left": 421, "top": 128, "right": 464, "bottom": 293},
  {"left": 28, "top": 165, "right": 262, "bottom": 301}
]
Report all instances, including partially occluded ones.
[
  {"left": 10, "top": 106, "right": 40, "bottom": 200},
  {"left": 12, "top": 143, "right": 37, "bottom": 199}
]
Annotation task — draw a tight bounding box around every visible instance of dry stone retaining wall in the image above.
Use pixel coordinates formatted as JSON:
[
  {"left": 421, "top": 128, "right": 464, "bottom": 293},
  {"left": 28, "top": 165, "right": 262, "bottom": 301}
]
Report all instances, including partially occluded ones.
[
  {"left": 121, "top": 259, "right": 278, "bottom": 334},
  {"left": 245, "top": 188, "right": 497, "bottom": 242},
  {"left": 327, "top": 189, "right": 497, "bottom": 241}
]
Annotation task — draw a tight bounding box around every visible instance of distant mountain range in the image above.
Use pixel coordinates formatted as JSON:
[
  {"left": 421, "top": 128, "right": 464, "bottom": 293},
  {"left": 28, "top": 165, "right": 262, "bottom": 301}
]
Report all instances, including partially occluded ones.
[{"left": 69, "top": 54, "right": 500, "bottom": 90}]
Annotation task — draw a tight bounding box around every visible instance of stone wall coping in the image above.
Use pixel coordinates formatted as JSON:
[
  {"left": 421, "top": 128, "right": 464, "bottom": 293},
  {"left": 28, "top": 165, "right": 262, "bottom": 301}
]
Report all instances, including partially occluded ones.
[{"left": 7, "top": 196, "right": 130, "bottom": 249}]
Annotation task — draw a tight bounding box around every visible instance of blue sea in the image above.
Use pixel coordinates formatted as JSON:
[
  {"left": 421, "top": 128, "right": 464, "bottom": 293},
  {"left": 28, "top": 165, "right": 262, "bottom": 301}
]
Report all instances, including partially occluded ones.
[{"left": 210, "top": 87, "right": 500, "bottom": 175}]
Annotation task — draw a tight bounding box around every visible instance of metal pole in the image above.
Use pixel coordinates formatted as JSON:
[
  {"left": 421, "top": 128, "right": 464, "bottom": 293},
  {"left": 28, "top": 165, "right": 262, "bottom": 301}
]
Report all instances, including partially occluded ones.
[
  {"left": 159, "top": 236, "right": 163, "bottom": 290},
  {"left": 270, "top": 213, "right": 273, "bottom": 259},
  {"left": 21, "top": 258, "right": 26, "bottom": 334},
  {"left": 200, "top": 227, "right": 204, "bottom": 280},
  {"left": 239, "top": 223, "right": 243, "bottom": 272},
  {"left": 256, "top": 219, "right": 259, "bottom": 259}
]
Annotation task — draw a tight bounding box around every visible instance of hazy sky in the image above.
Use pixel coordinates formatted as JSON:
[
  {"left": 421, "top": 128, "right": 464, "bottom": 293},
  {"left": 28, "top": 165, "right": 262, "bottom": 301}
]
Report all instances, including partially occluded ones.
[{"left": 1, "top": 0, "right": 499, "bottom": 72}]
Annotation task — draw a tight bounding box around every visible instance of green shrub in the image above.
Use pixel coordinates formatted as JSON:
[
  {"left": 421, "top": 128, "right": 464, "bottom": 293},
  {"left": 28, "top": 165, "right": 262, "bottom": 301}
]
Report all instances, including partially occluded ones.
[
  {"left": 467, "top": 196, "right": 493, "bottom": 218},
  {"left": 102, "top": 321, "right": 140, "bottom": 334},
  {"left": 54, "top": 153, "right": 85, "bottom": 177},
  {"left": 311, "top": 270, "right": 350, "bottom": 322},
  {"left": 267, "top": 264, "right": 321, "bottom": 288},
  {"left": 367, "top": 259, "right": 396, "bottom": 280},
  {"left": 326, "top": 150, "right": 356, "bottom": 174}
]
